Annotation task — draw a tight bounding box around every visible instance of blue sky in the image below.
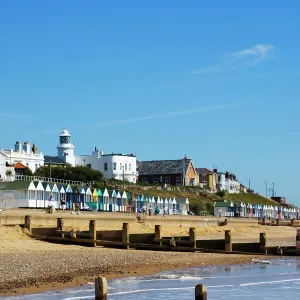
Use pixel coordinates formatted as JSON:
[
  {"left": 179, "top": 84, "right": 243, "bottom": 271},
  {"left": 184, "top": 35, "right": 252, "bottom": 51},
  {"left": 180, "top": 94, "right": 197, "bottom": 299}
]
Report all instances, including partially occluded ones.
[{"left": 1, "top": 1, "right": 300, "bottom": 204}]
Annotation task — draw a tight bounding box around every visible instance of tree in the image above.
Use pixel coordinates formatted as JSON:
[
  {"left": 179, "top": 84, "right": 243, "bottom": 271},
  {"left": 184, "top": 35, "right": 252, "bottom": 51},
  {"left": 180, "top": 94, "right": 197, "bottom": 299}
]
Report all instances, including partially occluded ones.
[
  {"left": 216, "top": 190, "right": 226, "bottom": 197},
  {"left": 34, "top": 166, "right": 103, "bottom": 182},
  {"left": 23, "top": 167, "right": 33, "bottom": 176}
]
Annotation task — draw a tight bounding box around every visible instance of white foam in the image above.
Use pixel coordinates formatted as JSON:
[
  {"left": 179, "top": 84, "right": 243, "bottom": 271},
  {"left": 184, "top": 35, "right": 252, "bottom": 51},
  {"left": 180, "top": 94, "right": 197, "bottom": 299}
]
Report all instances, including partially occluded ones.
[
  {"left": 240, "top": 278, "right": 300, "bottom": 286},
  {"left": 63, "top": 296, "right": 93, "bottom": 300}
]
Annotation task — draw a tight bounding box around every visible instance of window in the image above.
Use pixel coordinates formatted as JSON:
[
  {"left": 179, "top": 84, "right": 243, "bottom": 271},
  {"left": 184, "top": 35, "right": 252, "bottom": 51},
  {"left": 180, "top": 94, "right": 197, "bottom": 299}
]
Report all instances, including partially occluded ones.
[
  {"left": 153, "top": 177, "right": 159, "bottom": 184},
  {"left": 104, "top": 163, "right": 108, "bottom": 171},
  {"left": 125, "top": 163, "right": 127, "bottom": 171},
  {"left": 120, "top": 163, "right": 122, "bottom": 171},
  {"left": 87, "top": 164, "right": 91, "bottom": 168},
  {"left": 113, "top": 163, "right": 116, "bottom": 171},
  {"left": 176, "top": 176, "right": 182, "bottom": 186},
  {"left": 35, "top": 164, "right": 38, "bottom": 170},
  {"left": 129, "top": 164, "right": 131, "bottom": 171},
  {"left": 26, "top": 163, "right": 29, "bottom": 167},
  {"left": 201, "top": 174, "right": 207, "bottom": 182},
  {"left": 142, "top": 178, "right": 147, "bottom": 183},
  {"left": 165, "top": 177, "right": 171, "bottom": 184}
]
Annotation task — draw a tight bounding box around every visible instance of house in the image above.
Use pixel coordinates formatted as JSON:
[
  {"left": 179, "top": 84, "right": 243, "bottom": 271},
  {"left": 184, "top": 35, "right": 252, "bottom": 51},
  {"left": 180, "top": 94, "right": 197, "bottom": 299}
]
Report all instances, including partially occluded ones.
[
  {"left": 137, "top": 157, "right": 198, "bottom": 186},
  {"left": 215, "top": 169, "right": 240, "bottom": 193},
  {"left": 47, "top": 129, "right": 138, "bottom": 183},
  {"left": 44, "top": 156, "right": 68, "bottom": 167},
  {"left": 271, "top": 196, "right": 286, "bottom": 205},
  {"left": 0, "top": 141, "right": 44, "bottom": 177},
  {"left": 195, "top": 168, "right": 218, "bottom": 192},
  {"left": 240, "top": 184, "right": 248, "bottom": 193}
]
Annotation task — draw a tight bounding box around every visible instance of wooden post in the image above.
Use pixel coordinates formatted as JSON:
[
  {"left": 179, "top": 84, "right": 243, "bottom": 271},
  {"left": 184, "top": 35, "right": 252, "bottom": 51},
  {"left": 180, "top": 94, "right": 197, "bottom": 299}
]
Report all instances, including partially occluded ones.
[
  {"left": 95, "top": 277, "right": 107, "bottom": 300},
  {"left": 225, "top": 230, "right": 232, "bottom": 252},
  {"left": 291, "top": 219, "right": 295, "bottom": 227},
  {"left": 260, "top": 232, "right": 267, "bottom": 254},
  {"left": 24, "top": 215, "right": 31, "bottom": 234},
  {"left": 224, "top": 218, "right": 228, "bottom": 226},
  {"left": 155, "top": 225, "right": 162, "bottom": 246},
  {"left": 57, "top": 218, "right": 64, "bottom": 238},
  {"left": 195, "top": 284, "right": 207, "bottom": 300},
  {"left": 89, "top": 220, "right": 96, "bottom": 247},
  {"left": 122, "top": 222, "right": 129, "bottom": 249},
  {"left": 189, "top": 227, "right": 196, "bottom": 249},
  {"left": 258, "top": 217, "right": 260, "bottom": 225},
  {"left": 276, "top": 218, "right": 280, "bottom": 226},
  {"left": 262, "top": 217, "right": 266, "bottom": 225}
]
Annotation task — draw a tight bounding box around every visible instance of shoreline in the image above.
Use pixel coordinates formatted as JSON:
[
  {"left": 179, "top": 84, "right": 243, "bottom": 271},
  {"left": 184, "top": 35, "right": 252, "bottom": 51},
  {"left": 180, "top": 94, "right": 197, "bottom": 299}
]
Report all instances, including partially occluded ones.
[{"left": 0, "top": 250, "right": 271, "bottom": 297}]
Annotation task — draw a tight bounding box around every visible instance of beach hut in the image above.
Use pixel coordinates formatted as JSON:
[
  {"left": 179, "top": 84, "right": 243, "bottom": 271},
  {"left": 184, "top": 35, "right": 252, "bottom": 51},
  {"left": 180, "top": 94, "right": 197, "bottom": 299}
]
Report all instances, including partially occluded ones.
[
  {"left": 85, "top": 187, "right": 92, "bottom": 203},
  {"left": 108, "top": 190, "right": 117, "bottom": 212},
  {"left": 33, "top": 181, "right": 44, "bottom": 208},
  {"left": 79, "top": 186, "right": 86, "bottom": 206},
  {"left": 103, "top": 188, "right": 109, "bottom": 211},
  {"left": 168, "top": 198, "right": 173, "bottom": 215},
  {"left": 65, "top": 185, "right": 73, "bottom": 210},
  {"left": 132, "top": 192, "right": 137, "bottom": 213},
  {"left": 214, "top": 201, "right": 233, "bottom": 217},
  {"left": 121, "top": 191, "right": 127, "bottom": 212},
  {"left": 42, "top": 182, "right": 52, "bottom": 206},
  {"left": 58, "top": 185, "right": 66, "bottom": 209},
  {"left": 97, "top": 189, "right": 103, "bottom": 211},
  {"left": 176, "top": 198, "right": 189, "bottom": 215},
  {"left": 136, "top": 194, "right": 141, "bottom": 212},
  {"left": 172, "top": 198, "right": 177, "bottom": 214},
  {"left": 72, "top": 186, "right": 80, "bottom": 210},
  {"left": 116, "top": 191, "right": 122, "bottom": 212},
  {"left": 50, "top": 184, "right": 60, "bottom": 208},
  {"left": 0, "top": 181, "right": 36, "bottom": 209}
]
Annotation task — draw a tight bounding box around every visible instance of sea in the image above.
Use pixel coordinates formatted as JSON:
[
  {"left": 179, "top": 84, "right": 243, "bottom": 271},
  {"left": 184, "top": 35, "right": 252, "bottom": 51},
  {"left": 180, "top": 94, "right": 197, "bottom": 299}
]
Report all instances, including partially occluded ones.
[{"left": 2, "top": 258, "right": 300, "bottom": 300}]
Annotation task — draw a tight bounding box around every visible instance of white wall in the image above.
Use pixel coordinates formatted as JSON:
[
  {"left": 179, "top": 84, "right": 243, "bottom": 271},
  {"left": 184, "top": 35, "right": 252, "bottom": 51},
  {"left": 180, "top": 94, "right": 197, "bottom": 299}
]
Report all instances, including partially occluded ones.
[
  {"left": 100, "top": 155, "right": 137, "bottom": 183},
  {"left": 0, "top": 155, "right": 6, "bottom": 180},
  {"left": 0, "top": 149, "right": 44, "bottom": 173}
]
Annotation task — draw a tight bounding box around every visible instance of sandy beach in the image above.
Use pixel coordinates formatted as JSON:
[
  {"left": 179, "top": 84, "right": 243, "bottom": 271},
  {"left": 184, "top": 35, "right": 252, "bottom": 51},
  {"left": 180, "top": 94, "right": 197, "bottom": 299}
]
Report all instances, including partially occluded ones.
[{"left": 0, "top": 221, "right": 296, "bottom": 296}]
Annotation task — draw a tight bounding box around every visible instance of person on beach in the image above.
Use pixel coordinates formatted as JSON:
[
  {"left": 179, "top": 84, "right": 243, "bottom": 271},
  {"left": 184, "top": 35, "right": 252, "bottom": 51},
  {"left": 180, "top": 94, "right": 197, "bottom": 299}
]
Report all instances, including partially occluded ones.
[
  {"left": 60, "top": 196, "right": 66, "bottom": 212},
  {"left": 148, "top": 206, "right": 152, "bottom": 216},
  {"left": 155, "top": 206, "right": 160, "bottom": 215},
  {"left": 163, "top": 205, "right": 168, "bottom": 217},
  {"left": 47, "top": 195, "right": 54, "bottom": 214}
]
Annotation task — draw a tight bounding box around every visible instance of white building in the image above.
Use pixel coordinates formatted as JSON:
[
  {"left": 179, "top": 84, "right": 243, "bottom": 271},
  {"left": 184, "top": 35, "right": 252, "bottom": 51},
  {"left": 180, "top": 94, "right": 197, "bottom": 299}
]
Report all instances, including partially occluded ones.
[
  {"left": 0, "top": 141, "right": 44, "bottom": 179},
  {"left": 217, "top": 170, "right": 240, "bottom": 194},
  {"left": 47, "top": 129, "right": 137, "bottom": 183}
]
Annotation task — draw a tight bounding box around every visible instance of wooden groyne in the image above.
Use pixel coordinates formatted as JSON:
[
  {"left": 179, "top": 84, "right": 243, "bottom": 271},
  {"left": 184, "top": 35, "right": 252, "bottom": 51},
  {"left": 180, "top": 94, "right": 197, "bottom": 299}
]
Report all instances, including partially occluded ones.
[
  {"left": 258, "top": 217, "right": 300, "bottom": 227},
  {"left": 21, "top": 215, "right": 300, "bottom": 256},
  {"left": 95, "top": 276, "right": 207, "bottom": 299}
]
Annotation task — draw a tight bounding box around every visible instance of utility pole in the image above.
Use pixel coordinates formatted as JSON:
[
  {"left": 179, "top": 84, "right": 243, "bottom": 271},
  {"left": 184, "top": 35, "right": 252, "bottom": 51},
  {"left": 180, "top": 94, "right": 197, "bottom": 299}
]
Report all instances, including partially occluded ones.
[
  {"left": 272, "top": 182, "right": 275, "bottom": 197},
  {"left": 122, "top": 166, "right": 125, "bottom": 189},
  {"left": 49, "top": 160, "right": 52, "bottom": 178},
  {"left": 248, "top": 180, "right": 251, "bottom": 190},
  {"left": 264, "top": 181, "right": 267, "bottom": 197}
]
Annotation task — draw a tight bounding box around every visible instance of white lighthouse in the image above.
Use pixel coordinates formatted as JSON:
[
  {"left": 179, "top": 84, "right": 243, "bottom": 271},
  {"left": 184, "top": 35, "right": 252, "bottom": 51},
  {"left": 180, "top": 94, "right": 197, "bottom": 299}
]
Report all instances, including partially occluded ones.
[{"left": 57, "top": 128, "right": 75, "bottom": 166}]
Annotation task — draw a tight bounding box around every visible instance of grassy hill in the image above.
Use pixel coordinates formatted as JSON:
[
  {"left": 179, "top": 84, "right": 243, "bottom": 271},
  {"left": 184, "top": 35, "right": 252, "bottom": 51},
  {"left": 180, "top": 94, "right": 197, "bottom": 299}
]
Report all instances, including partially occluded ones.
[
  {"left": 123, "top": 186, "right": 278, "bottom": 215},
  {"left": 94, "top": 180, "right": 279, "bottom": 215}
]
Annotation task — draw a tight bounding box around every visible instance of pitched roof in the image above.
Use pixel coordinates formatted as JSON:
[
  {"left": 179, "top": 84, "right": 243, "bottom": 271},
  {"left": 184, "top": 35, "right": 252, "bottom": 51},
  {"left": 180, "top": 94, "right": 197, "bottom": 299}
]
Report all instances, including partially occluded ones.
[
  {"left": 138, "top": 159, "right": 191, "bottom": 175},
  {"left": 14, "top": 162, "right": 26, "bottom": 169},
  {"left": 44, "top": 156, "right": 65, "bottom": 164},
  {"left": 0, "top": 181, "right": 33, "bottom": 191},
  {"left": 195, "top": 168, "right": 214, "bottom": 175}
]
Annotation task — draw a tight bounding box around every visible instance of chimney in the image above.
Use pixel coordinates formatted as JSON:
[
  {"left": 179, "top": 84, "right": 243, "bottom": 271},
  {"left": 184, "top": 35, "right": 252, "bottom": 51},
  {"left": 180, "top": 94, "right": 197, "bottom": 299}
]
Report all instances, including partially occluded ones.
[
  {"left": 32, "top": 143, "right": 38, "bottom": 154},
  {"left": 14, "top": 141, "right": 21, "bottom": 152},
  {"left": 213, "top": 168, "right": 218, "bottom": 173},
  {"left": 23, "top": 141, "right": 30, "bottom": 153}
]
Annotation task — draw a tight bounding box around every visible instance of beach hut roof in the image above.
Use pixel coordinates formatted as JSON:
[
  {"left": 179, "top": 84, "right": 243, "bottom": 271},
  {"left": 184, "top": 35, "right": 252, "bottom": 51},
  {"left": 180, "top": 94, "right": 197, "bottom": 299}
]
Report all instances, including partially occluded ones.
[
  {"left": 51, "top": 183, "right": 59, "bottom": 193},
  {"left": 65, "top": 184, "right": 73, "bottom": 193},
  {"left": 72, "top": 186, "right": 79, "bottom": 193},
  {"left": 86, "top": 187, "right": 92, "bottom": 195},
  {"left": 92, "top": 188, "right": 98, "bottom": 197},
  {"left": 103, "top": 188, "right": 109, "bottom": 197},
  {"left": 0, "top": 181, "right": 36, "bottom": 191},
  {"left": 97, "top": 189, "right": 103, "bottom": 196},
  {"left": 79, "top": 186, "right": 86, "bottom": 194},
  {"left": 116, "top": 191, "right": 122, "bottom": 198},
  {"left": 34, "top": 181, "right": 44, "bottom": 191},
  {"left": 122, "top": 191, "right": 127, "bottom": 199},
  {"left": 59, "top": 185, "right": 66, "bottom": 193}
]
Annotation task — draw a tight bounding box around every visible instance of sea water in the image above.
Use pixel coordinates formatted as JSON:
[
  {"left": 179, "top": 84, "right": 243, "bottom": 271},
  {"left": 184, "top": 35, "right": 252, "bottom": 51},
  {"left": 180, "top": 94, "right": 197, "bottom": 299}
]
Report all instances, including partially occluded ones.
[{"left": 2, "top": 258, "right": 300, "bottom": 299}]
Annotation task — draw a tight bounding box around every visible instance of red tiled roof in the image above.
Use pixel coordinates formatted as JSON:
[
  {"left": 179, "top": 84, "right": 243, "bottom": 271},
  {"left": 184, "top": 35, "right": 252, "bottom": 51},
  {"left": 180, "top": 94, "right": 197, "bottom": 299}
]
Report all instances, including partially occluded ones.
[{"left": 14, "top": 162, "right": 26, "bottom": 169}]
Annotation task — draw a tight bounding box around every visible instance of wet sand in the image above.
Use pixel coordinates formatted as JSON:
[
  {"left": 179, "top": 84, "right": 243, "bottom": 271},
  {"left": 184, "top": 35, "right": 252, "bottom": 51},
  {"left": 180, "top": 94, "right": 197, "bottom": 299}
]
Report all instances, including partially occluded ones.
[{"left": 0, "top": 223, "right": 296, "bottom": 296}]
